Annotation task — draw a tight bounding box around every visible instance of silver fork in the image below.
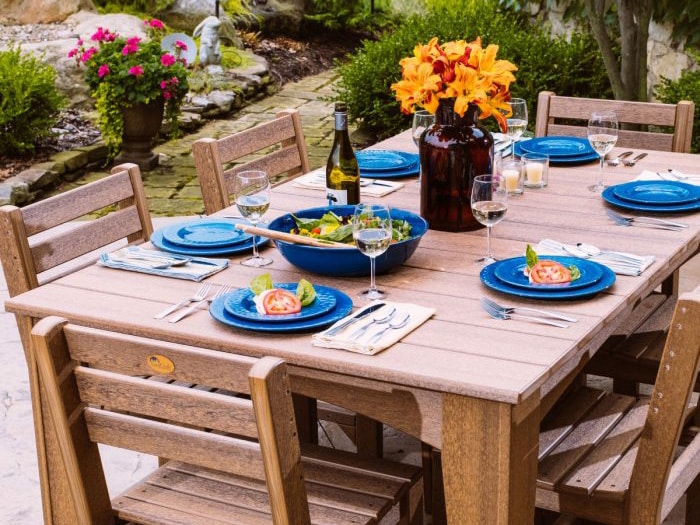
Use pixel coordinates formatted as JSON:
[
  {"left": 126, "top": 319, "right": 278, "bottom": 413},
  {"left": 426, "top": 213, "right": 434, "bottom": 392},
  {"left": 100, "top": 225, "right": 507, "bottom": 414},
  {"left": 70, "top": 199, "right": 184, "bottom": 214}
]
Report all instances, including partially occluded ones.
[
  {"left": 154, "top": 282, "right": 212, "bottom": 319},
  {"left": 481, "top": 297, "right": 578, "bottom": 323},
  {"left": 606, "top": 209, "right": 688, "bottom": 230},
  {"left": 169, "top": 284, "right": 232, "bottom": 323},
  {"left": 481, "top": 299, "right": 569, "bottom": 328}
]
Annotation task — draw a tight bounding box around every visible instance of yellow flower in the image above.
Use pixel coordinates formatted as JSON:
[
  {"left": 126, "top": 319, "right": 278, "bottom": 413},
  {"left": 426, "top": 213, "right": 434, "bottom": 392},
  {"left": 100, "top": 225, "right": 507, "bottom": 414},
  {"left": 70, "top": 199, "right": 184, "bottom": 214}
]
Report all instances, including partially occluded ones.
[{"left": 391, "top": 36, "right": 518, "bottom": 130}]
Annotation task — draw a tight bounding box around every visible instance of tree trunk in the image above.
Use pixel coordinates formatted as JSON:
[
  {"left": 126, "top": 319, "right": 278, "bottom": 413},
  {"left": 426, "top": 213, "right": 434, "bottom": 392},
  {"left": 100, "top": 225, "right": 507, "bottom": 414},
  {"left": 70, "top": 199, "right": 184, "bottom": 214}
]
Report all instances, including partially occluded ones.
[{"left": 584, "top": 0, "right": 625, "bottom": 99}]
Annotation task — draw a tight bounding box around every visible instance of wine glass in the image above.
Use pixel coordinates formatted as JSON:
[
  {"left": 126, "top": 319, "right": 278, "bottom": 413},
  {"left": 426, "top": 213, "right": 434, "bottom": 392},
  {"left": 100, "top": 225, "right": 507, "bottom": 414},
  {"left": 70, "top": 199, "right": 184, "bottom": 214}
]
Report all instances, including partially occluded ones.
[
  {"left": 587, "top": 111, "right": 618, "bottom": 192},
  {"left": 352, "top": 203, "right": 393, "bottom": 300},
  {"left": 506, "top": 98, "right": 528, "bottom": 158},
  {"left": 234, "top": 170, "right": 272, "bottom": 267},
  {"left": 412, "top": 109, "right": 435, "bottom": 149},
  {"left": 471, "top": 174, "right": 508, "bottom": 264}
]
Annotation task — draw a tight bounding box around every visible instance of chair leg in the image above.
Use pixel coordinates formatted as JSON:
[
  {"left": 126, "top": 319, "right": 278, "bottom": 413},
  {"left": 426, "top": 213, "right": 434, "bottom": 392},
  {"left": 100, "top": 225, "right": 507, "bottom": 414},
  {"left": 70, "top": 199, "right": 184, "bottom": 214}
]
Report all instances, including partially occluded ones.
[
  {"left": 355, "top": 415, "right": 383, "bottom": 458},
  {"left": 420, "top": 444, "right": 433, "bottom": 515}
]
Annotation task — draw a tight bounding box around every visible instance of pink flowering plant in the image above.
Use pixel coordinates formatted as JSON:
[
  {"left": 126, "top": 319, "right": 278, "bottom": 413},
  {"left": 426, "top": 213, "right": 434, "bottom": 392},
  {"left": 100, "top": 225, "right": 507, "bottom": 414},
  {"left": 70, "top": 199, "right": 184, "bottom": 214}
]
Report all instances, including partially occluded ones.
[{"left": 69, "top": 18, "right": 190, "bottom": 155}]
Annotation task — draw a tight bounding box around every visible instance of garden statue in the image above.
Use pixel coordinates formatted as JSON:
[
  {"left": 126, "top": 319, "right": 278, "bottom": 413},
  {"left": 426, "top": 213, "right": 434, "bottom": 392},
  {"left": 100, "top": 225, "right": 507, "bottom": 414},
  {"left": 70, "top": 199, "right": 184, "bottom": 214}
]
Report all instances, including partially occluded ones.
[{"left": 193, "top": 15, "right": 222, "bottom": 66}]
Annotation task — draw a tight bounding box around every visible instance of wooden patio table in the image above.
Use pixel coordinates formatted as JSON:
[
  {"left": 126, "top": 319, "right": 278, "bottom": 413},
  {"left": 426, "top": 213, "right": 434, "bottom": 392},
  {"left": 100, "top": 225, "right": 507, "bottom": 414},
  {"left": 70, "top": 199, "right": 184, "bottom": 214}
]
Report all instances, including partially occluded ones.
[{"left": 6, "top": 130, "right": 700, "bottom": 525}]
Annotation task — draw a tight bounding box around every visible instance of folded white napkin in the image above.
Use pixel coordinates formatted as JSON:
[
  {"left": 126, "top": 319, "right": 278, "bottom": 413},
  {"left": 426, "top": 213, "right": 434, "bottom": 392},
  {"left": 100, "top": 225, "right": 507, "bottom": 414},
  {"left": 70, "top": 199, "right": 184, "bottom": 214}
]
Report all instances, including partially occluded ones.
[
  {"left": 292, "top": 168, "right": 404, "bottom": 197},
  {"left": 635, "top": 170, "right": 700, "bottom": 186},
  {"left": 536, "top": 239, "right": 654, "bottom": 277},
  {"left": 312, "top": 301, "right": 435, "bottom": 355},
  {"left": 98, "top": 248, "right": 228, "bottom": 281}
]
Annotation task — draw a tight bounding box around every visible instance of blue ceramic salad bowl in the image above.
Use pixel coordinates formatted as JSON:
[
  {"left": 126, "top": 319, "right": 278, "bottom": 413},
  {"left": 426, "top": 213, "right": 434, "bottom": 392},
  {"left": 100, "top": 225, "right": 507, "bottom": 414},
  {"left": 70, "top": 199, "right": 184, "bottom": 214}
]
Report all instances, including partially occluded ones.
[{"left": 267, "top": 205, "right": 428, "bottom": 277}]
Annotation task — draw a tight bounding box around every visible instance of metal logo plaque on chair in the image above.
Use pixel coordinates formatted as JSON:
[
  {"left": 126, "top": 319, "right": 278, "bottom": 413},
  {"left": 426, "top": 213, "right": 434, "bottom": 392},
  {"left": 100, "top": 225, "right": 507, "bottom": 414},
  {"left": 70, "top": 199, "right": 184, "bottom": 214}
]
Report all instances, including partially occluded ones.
[{"left": 420, "top": 99, "right": 493, "bottom": 231}]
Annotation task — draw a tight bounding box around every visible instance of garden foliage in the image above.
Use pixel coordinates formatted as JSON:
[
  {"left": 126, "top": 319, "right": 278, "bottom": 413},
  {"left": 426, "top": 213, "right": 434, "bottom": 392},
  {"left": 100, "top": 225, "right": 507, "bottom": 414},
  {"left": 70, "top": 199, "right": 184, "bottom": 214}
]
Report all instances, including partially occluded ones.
[
  {"left": 334, "top": 0, "right": 611, "bottom": 138},
  {"left": 0, "top": 46, "right": 65, "bottom": 156},
  {"left": 655, "top": 67, "right": 700, "bottom": 153}
]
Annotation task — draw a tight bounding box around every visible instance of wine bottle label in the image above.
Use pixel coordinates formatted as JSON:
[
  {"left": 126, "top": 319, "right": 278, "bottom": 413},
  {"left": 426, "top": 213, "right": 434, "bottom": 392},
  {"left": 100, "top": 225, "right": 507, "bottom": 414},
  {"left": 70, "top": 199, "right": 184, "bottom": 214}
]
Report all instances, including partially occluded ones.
[{"left": 326, "top": 187, "right": 349, "bottom": 206}]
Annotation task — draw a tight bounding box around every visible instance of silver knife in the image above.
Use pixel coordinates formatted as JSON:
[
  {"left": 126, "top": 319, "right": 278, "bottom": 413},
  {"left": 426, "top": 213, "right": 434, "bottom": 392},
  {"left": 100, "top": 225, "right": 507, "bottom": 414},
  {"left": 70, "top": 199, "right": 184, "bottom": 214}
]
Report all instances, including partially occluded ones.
[{"left": 321, "top": 302, "right": 386, "bottom": 337}]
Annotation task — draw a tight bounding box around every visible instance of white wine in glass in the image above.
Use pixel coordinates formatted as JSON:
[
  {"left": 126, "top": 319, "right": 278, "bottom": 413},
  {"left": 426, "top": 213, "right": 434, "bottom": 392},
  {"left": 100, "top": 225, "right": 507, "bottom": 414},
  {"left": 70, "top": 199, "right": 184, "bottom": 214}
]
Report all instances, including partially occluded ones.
[
  {"left": 352, "top": 203, "right": 392, "bottom": 300},
  {"left": 471, "top": 174, "right": 508, "bottom": 264},
  {"left": 506, "top": 98, "right": 528, "bottom": 157},
  {"left": 587, "top": 111, "right": 618, "bottom": 192},
  {"left": 235, "top": 170, "right": 272, "bottom": 267}
]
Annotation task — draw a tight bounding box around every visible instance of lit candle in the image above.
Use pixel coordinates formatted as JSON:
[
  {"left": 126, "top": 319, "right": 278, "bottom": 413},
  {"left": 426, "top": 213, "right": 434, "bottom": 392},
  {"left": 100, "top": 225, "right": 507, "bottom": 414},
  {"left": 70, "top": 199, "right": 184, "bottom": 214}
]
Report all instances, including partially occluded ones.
[
  {"left": 526, "top": 163, "right": 543, "bottom": 185},
  {"left": 503, "top": 169, "right": 520, "bottom": 192}
]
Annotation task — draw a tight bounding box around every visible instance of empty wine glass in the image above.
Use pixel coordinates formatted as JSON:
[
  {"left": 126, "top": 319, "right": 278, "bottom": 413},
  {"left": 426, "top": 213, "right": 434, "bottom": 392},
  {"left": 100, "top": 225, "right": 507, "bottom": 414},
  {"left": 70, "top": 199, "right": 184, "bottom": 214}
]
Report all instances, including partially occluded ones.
[
  {"left": 506, "top": 98, "right": 528, "bottom": 157},
  {"left": 352, "top": 203, "right": 393, "bottom": 300},
  {"left": 471, "top": 174, "right": 508, "bottom": 264},
  {"left": 587, "top": 111, "right": 618, "bottom": 192},
  {"left": 412, "top": 109, "right": 435, "bottom": 149},
  {"left": 234, "top": 170, "right": 272, "bottom": 267}
]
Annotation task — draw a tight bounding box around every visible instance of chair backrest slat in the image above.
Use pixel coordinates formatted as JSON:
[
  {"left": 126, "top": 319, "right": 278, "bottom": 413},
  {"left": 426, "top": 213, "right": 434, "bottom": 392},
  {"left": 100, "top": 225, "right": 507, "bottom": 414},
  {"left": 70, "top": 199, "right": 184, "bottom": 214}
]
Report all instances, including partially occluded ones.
[
  {"left": 0, "top": 163, "right": 153, "bottom": 297},
  {"left": 193, "top": 109, "right": 310, "bottom": 215},
  {"left": 535, "top": 91, "right": 695, "bottom": 153},
  {"left": 84, "top": 408, "right": 267, "bottom": 479},
  {"left": 76, "top": 368, "right": 259, "bottom": 437}
]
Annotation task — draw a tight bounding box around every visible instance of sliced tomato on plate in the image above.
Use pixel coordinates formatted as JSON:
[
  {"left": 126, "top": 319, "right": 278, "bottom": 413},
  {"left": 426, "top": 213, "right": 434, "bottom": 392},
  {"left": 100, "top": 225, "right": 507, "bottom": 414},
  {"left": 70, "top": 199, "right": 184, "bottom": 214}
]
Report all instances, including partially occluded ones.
[
  {"left": 262, "top": 288, "right": 302, "bottom": 315},
  {"left": 529, "top": 260, "right": 572, "bottom": 284}
]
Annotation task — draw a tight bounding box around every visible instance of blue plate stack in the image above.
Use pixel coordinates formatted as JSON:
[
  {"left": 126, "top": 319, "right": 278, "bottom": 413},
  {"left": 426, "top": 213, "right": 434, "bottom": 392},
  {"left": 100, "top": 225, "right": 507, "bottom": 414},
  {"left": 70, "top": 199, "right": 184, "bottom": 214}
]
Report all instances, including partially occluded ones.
[
  {"left": 356, "top": 150, "right": 420, "bottom": 178},
  {"left": 209, "top": 283, "right": 353, "bottom": 332},
  {"left": 150, "top": 217, "right": 269, "bottom": 256},
  {"left": 514, "top": 136, "right": 599, "bottom": 165},
  {"left": 602, "top": 180, "right": 700, "bottom": 213}
]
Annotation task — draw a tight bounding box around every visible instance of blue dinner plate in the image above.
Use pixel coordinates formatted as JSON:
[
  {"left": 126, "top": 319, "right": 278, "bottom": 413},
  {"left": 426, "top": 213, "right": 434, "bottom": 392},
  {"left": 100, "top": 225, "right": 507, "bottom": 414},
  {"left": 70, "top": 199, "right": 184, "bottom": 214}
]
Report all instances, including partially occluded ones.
[
  {"left": 224, "top": 283, "right": 337, "bottom": 323},
  {"left": 514, "top": 142, "right": 599, "bottom": 165},
  {"left": 602, "top": 185, "right": 700, "bottom": 213},
  {"left": 162, "top": 218, "right": 253, "bottom": 248},
  {"left": 151, "top": 224, "right": 269, "bottom": 256},
  {"left": 356, "top": 150, "right": 418, "bottom": 172},
  {"left": 519, "top": 136, "right": 595, "bottom": 157},
  {"left": 611, "top": 180, "right": 700, "bottom": 206},
  {"left": 359, "top": 158, "right": 420, "bottom": 179},
  {"left": 210, "top": 287, "right": 353, "bottom": 332},
  {"left": 481, "top": 257, "right": 616, "bottom": 300},
  {"left": 493, "top": 256, "right": 604, "bottom": 292}
]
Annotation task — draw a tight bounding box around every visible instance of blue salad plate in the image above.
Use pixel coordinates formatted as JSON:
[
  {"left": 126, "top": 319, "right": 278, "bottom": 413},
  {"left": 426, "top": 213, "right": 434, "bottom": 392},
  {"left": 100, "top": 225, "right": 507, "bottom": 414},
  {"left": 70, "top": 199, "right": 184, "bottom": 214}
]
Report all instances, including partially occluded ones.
[
  {"left": 602, "top": 185, "right": 700, "bottom": 213},
  {"left": 151, "top": 218, "right": 269, "bottom": 256},
  {"left": 223, "top": 283, "right": 337, "bottom": 323},
  {"left": 356, "top": 150, "right": 419, "bottom": 178},
  {"left": 210, "top": 286, "right": 353, "bottom": 332},
  {"left": 162, "top": 219, "right": 253, "bottom": 248},
  {"left": 481, "top": 256, "right": 616, "bottom": 300},
  {"left": 611, "top": 180, "right": 700, "bottom": 207},
  {"left": 515, "top": 137, "right": 599, "bottom": 165}
]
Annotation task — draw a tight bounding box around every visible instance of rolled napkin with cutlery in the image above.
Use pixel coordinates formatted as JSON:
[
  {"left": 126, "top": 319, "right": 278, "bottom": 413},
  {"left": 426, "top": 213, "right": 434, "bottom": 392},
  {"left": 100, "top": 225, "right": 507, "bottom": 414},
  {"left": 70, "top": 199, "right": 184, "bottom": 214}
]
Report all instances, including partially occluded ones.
[
  {"left": 636, "top": 170, "right": 700, "bottom": 186},
  {"left": 292, "top": 168, "right": 404, "bottom": 197},
  {"left": 98, "top": 247, "right": 228, "bottom": 281},
  {"left": 536, "top": 239, "right": 655, "bottom": 276},
  {"left": 312, "top": 301, "right": 435, "bottom": 355}
]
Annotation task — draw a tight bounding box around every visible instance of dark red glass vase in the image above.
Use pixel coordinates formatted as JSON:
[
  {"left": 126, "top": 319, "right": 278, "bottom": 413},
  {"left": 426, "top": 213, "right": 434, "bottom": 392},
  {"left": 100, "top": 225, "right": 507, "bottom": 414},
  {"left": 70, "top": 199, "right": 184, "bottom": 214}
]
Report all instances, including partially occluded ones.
[{"left": 419, "top": 99, "right": 493, "bottom": 231}]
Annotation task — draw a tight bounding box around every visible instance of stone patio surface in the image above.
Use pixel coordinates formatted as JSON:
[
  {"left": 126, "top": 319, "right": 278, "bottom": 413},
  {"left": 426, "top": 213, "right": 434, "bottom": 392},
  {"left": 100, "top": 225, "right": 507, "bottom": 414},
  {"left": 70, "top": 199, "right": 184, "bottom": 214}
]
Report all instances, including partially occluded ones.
[{"left": 1, "top": 69, "right": 697, "bottom": 524}]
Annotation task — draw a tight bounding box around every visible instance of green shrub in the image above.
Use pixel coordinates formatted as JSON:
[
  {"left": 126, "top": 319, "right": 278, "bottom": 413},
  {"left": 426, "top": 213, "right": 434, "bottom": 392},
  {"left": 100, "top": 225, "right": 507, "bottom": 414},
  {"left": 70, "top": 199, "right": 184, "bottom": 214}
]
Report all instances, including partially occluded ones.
[
  {"left": 655, "top": 69, "right": 700, "bottom": 153},
  {"left": 334, "top": 0, "right": 611, "bottom": 138},
  {"left": 304, "top": 0, "right": 401, "bottom": 33},
  {"left": 0, "top": 46, "right": 65, "bottom": 156}
]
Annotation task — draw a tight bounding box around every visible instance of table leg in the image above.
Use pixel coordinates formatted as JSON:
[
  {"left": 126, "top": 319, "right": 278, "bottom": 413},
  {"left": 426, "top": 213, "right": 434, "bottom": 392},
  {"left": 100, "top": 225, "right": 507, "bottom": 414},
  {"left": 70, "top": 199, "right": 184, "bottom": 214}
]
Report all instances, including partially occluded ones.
[{"left": 441, "top": 393, "right": 539, "bottom": 524}]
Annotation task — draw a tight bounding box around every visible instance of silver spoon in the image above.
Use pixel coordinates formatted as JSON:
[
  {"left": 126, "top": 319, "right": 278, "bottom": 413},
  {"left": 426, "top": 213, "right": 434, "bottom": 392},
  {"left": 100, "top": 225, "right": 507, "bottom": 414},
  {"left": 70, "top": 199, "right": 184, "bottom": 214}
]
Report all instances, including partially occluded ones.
[
  {"left": 623, "top": 152, "right": 647, "bottom": 167},
  {"left": 348, "top": 306, "right": 396, "bottom": 340},
  {"left": 368, "top": 312, "right": 411, "bottom": 344},
  {"left": 574, "top": 243, "right": 648, "bottom": 263},
  {"left": 606, "top": 151, "right": 633, "bottom": 166}
]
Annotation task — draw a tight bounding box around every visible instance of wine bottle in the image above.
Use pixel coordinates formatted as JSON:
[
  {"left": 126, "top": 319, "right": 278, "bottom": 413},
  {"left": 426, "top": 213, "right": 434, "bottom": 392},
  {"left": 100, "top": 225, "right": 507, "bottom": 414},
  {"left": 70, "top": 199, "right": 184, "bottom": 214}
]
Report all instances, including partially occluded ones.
[{"left": 326, "top": 102, "right": 360, "bottom": 206}]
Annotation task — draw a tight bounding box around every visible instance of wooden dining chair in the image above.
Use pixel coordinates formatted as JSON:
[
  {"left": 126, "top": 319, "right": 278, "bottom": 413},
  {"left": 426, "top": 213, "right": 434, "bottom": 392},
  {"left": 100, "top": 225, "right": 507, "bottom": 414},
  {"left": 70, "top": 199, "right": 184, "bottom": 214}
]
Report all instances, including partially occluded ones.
[
  {"left": 536, "top": 286, "right": 700, "bottom": 524},
  {"left": 193, "top": 108, "right": 310, "bottom": 215},
  {"left": 0, "top": 162, "right": 153, "bottom": 298},
  {"left": 534, "top": 91, "right": 695, "bottom": 153},
  {"left": 31, "top": 316, "right": 424, "bottom": 525}
]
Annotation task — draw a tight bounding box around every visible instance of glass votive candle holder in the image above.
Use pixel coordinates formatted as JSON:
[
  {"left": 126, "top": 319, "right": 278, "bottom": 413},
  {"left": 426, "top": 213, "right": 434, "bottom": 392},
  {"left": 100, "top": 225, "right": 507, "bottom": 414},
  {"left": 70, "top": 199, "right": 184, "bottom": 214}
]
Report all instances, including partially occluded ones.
[
  {"left": 498, "top": 159, "right": 524, "bottom": 195},
  {"left": 522, "top": 152, "right": 549, "bottom": 188}
]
